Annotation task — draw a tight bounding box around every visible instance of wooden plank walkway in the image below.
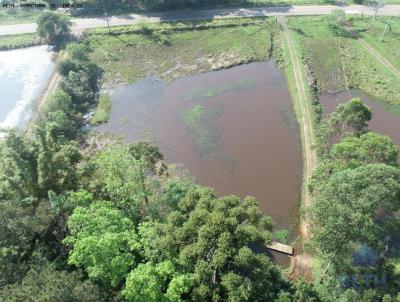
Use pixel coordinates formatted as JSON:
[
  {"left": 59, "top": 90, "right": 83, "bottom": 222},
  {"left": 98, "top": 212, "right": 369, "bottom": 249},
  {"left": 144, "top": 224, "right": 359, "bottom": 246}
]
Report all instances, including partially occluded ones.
[{"left": 267, "top": 242, "right": 294, "bottom": 255}]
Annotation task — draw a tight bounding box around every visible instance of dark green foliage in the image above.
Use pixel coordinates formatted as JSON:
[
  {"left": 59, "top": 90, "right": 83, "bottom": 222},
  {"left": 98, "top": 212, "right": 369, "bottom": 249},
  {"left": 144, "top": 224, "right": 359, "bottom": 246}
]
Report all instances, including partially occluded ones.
[
  {"left": 309, "top": 98, "right": 400, "bottom": 299},
  {"left": 36, "top": 129, "right": 81, "bottom": 195},
  {"left": 138, "top": 189, "right": 288, "bottom": 301},
  {"left": 58, "top": 59, "right": 101, "bottom": 85},
  {"left": 309, "top": 163, "right": 400, "bottom": 263},
  {"left": 61, "top": 70, "right": 97, "bottom": 109},
  {"left": 128, "top": 142, "right": 164, "bottom": 170},
  {"left": 0, "top": 130, "right": 38, "bottom": 200},
  {"left": 0, "top": 199, "right": 53, "bottom": 287},
  {"left": 318, "top": 98, "right": 373, "bottom": 156},
  {"left": 328, "top": 98, "right": 372, "bottom": 134},
  {"left": 0, "top": 265, "right": 107, "bottom": 302},
  {"left": 36, "top": 12, "right": 71, "bottom": 46},
  {"left": 329, "top": 132, "right": 399, "bottom": 166},
  {"left": 67, "top": 43, "right": 92, "bottom": 61}
]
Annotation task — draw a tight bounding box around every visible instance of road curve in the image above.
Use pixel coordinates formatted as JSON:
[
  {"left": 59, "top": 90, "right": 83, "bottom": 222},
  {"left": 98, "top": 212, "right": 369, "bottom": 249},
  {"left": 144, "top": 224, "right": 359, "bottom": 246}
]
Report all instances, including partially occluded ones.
[{"left": 1, "top": 4, "right": 400, "bottom": 36}]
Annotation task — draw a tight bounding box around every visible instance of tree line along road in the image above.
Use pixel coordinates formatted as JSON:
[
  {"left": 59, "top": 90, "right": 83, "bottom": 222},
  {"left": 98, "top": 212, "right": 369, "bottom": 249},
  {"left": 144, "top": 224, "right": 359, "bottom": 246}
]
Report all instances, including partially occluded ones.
[{"left": 1, "top": 4, "right": 400, "bottom": 36}]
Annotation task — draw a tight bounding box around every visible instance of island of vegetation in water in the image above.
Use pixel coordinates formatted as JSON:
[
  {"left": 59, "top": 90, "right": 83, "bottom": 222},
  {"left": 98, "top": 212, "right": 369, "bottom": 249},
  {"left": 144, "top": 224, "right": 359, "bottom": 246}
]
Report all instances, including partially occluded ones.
[{"left": 1, "top": 6, "right": 400, "bottom": 302}]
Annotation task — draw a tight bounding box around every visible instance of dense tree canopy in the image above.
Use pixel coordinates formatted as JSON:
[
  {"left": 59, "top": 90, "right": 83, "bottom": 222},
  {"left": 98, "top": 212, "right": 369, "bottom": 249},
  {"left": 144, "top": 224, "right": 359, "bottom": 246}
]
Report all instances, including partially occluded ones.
[
  {"left": 0, "top": 265, "right": 108, "bottom": 302},
  {"left": 36, "top": 12, "right": 71, "bottom": 46},
  {"left": 64, "top": 201, "right": 139, "bottom": 287},
  {"left": 309, "top": 164, "right": 400, "bottom": 259}
]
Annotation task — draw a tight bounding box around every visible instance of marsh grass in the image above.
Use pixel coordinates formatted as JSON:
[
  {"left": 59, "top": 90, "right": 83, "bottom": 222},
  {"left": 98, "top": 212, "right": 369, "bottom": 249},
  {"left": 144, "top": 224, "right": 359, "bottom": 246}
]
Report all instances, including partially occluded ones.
[
  {"left": 90, "top": 95, "right": 112, "bottom": 125},
  {"left": 181, "top": 104, "right": 224, "bottom": 158},
  {"left": 86, "top": 18, "right": 276, "bottom": 85}
]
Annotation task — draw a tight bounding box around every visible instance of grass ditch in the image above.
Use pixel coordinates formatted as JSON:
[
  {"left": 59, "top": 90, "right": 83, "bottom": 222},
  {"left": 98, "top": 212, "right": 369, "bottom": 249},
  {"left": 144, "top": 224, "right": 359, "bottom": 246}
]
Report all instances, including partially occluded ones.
[
  {"left": 0, "top": 33, "right": 43, "bottom": 50},
  {"left": 85, "top": 18, "right": 277, "bottom": 86}
]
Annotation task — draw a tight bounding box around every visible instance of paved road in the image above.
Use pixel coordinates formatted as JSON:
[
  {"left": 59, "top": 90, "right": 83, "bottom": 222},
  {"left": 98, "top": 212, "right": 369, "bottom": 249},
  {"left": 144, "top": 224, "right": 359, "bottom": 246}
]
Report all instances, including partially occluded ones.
[{"left": 1, "top": 5, "right": 400, "bottom": 36}]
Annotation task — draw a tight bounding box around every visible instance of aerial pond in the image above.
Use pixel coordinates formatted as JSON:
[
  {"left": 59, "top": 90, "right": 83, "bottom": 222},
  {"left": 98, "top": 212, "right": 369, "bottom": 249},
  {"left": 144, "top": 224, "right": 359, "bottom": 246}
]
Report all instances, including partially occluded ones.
[{"left": 96, "top": 62, "right": 303, "bottom": 239}]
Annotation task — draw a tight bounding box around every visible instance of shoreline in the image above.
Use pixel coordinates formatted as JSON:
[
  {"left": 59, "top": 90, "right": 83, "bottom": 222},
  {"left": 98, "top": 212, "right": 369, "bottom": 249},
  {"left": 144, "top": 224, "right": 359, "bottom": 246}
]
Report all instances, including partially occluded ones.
[{"left": 27, "top": 49, "right": 66, "bottom": 132}]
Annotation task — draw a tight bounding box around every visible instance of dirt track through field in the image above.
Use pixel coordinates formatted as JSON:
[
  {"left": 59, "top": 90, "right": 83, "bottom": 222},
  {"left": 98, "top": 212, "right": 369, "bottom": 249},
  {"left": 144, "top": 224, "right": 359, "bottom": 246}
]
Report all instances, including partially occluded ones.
[
  {"left": 280, "top": 17, "right": 316, "bottom": 239},
  {"left": 359, "top": 39, "right": 400, "bottom": 81},
  {"left": 280, "top": 16, "right": 316, "bottom": 279}
]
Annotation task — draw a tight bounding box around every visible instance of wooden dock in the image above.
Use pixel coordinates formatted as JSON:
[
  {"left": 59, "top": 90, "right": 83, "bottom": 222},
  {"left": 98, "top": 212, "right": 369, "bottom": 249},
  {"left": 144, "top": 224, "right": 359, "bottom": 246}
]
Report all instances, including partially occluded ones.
[{"left": 267, "top": 242, "right": 294, "bottom": 255}]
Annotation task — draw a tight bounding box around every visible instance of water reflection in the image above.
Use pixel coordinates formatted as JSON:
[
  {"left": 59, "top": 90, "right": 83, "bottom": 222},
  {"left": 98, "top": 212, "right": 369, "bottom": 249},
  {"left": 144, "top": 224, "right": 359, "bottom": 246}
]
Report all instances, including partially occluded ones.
[
  {"left": 95, "top": 62, "right": 303, "bottom": 266},
  {"left": 0, "top": 45, "right": 55, "bottom": 130}
]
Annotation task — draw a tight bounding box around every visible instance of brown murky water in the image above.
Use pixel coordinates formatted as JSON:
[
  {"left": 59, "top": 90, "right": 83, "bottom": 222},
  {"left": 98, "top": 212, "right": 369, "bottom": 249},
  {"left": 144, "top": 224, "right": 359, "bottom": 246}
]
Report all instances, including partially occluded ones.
[
  {"left": 96, "top": 62, "right": 302, "bottom": 265},
  {"left": 320, "top": 89, "right": 400, "bottom": 146}
]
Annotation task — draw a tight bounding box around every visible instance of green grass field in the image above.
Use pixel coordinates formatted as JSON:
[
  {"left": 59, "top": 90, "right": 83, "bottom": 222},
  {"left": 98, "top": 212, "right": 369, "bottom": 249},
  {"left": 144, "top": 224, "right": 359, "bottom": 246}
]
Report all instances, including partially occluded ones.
[
  {"left": 86, "top": 18, "right": 277, "bottom": 85},
  {"left": 287, "top": 15, "right": 400, "bottom": 105},
  {"left": 352, "top": 17, "right": 400, "bottom": 71}
]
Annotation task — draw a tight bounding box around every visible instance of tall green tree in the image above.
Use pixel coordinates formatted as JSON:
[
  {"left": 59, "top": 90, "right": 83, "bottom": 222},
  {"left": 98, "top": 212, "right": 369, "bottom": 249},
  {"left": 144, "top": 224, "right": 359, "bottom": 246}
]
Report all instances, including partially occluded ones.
[
  {"left": 329, "top": 132, "right": 399, "bottom": 166},
  {"left": 0, "top": 130, "right": 38, "bottom": 200},
  {"left": 0, "top": 265, "right": 108, "bottom": 302},
  {"left": 36, "top": 12, "right": 71, "bottom": 46},
  {"left": 309, "top": 164, "right": 400, "bottom": 263},
  {"left": 139, "top": 187, "right": 289, "bottom": 301},
  {"left": 322, "top": 98, "right": 372, "bottom": 144},
  {"left": 64, "top": 201, "right": 140, "bottom": 287},
  {"left": 91, "top": 144, "right": 160, "bottom": 215}
]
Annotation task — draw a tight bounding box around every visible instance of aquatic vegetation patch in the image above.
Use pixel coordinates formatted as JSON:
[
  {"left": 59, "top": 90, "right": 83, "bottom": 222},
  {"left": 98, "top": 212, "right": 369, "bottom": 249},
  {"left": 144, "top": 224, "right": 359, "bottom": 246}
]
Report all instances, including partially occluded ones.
[
  {"left": 181, "top": 104, "right": 224, "bottom": 158},
  {"left": 185, "top": 79, "right": 254, "bottom": 100},
  {"left": 90, "top": 95, "right": 112, "bottom": 125}
]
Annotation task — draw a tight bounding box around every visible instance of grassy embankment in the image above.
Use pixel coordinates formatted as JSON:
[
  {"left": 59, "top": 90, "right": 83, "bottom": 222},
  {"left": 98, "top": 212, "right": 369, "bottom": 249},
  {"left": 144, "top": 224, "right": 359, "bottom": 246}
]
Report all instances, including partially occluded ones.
[
  {"left": 0, "top": 33, "right": 43, "bottom": 50},
  {"left": 273, "top": 18, "right": 318, "bottom": 263},
  {"left": 85, "top": 18, "right": 277, "bottom": 125},
  {"left": 287, "top": 15, "right": 400, "bottom": 108}
]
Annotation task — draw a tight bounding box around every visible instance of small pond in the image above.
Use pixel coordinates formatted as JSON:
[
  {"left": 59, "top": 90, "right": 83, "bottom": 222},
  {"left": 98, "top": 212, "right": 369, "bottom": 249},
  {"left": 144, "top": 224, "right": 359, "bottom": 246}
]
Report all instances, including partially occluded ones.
[{"left": 95, "top": 62, "right": 303, "bottom": 265}]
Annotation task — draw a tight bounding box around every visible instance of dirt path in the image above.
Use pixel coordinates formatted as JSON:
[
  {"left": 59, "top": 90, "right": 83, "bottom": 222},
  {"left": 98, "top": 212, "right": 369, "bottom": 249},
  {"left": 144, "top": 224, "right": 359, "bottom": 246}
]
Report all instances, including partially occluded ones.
[
  {"left": 279, "top": 16, "right": 316, "bottom": 279},
  {"left": 27, "top": 50, "right": 67, "bottom": 134},
  {"left": 280, "top": 16, "right": 316, "bottom": 239},
  {"left": 36, "top": 50, "right": 67, "bottom": 111},
  {"left": 359, "top": 39, "right": 400, "bottom": 81}
]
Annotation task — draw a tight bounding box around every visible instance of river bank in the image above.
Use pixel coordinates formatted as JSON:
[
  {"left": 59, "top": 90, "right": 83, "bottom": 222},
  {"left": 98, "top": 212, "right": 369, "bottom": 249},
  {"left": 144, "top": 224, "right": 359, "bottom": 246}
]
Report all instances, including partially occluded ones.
[{"left": 26, "top": 50, "right": 65, "bottom": 132}]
